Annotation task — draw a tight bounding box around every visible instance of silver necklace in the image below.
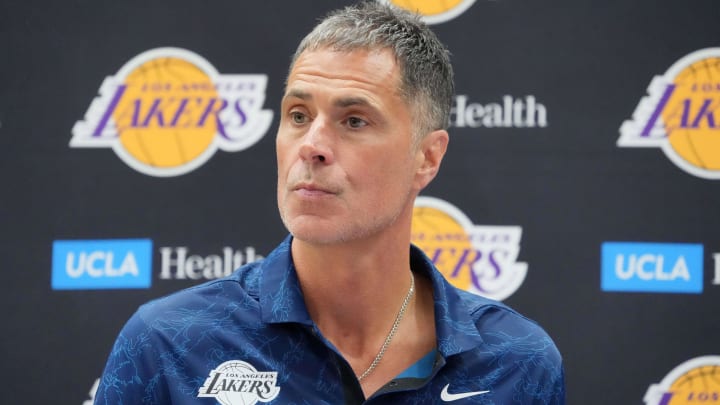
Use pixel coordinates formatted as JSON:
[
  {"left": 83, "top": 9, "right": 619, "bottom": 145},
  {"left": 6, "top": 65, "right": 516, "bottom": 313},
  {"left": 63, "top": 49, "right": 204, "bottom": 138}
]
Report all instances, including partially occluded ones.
[{"left": 357, "top": 272, "right": 415, "bottom": 382}]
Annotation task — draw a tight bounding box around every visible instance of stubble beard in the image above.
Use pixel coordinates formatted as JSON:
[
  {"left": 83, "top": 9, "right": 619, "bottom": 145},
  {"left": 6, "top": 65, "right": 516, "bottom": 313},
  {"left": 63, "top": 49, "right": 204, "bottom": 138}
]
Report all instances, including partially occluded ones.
[{"left": 278, "top": 188, "right": 414, "bottom": 246}]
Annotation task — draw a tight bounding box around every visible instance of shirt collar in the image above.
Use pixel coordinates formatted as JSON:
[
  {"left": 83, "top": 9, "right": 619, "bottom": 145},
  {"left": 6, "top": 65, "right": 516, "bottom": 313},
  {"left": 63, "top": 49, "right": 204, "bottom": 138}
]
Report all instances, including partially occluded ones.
[
  {"left": 409, "top": 244, "right": 485, "bottom": 357},
  {"left": 259, "top": 235, "right": 313, "bottom": 326},
  {"left": 259, "top": 236, "right": 484, "bottom": 356}
]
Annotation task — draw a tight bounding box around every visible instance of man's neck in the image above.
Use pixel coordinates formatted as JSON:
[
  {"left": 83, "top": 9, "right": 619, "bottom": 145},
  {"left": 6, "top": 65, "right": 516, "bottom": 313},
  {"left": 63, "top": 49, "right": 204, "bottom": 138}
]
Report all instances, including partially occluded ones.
[
  {"left": 290, "top": 234, "right": 437, "bottom": 397},
  {"left": 291, "top": 235, "right": 413, "bottom": 347}
]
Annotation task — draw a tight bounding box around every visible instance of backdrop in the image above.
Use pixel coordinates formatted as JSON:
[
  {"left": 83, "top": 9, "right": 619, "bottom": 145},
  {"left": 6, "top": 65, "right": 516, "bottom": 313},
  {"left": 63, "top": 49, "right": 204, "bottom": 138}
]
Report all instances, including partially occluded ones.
[{"left": 1, "top": 0, "right": 719, "bottom": 404}]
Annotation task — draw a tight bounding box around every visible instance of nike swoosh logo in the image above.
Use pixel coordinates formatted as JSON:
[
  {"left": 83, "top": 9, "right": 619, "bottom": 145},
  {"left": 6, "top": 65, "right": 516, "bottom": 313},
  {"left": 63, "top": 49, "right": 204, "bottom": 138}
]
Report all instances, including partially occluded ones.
[{"left": 440, "top": 384, "right": 490, "bottom": 401}]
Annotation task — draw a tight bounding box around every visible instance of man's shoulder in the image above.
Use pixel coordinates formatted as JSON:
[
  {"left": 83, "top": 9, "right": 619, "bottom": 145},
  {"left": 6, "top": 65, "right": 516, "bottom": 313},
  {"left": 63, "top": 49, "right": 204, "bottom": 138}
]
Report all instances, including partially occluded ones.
[
  {"left": 413, "top": 244, "right": 561, "bottom": 360},
  {"left": 453, "top": 287, "right": 561, "bottom": 358},
  {"left": 442, "top": 287, "right": 565, "bottom": 403},
  {"left": 455, "top": 289, "right": 539, "bottom": 329},
  {"left": 95, "top": 260, "right": 273, "bottom": 404},
  {"left": 133, "top": 260, "right": 265, "bottom": 327}
]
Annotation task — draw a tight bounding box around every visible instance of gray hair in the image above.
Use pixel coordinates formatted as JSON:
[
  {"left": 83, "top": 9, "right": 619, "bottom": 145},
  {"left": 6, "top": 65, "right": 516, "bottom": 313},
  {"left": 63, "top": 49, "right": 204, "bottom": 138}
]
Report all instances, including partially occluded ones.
[{"left": 289, "top": 1, "right": 454, "bottom": 142}]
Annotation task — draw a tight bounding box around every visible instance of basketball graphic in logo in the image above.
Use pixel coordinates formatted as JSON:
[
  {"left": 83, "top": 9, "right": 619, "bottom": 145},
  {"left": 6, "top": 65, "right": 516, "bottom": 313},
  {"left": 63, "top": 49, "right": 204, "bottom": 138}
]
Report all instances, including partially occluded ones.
[
  {"left": 644, "top": 356, "right": 720, "bottom": 404},
  {"left": 114, "top": 57, "right": 218, "bottom": 169},
  {"left": 380, "top": 0, "right": 476, "bottom": 24},
  {"left": 413, "top": 204, "right": 474, "bottom": 291},
  {"left": 411, "top": 196, "right": 528, "bottom": 301},
  {"left": 71, "top": 48, "right": 273, "bottom": 177},
  {"left": 198, "top": 360, "right": 280, "bottom": 405},
  {"left": 619, "top": 48, "right": 720, "bottom": 180},
  {"left": 663, "top": 57, "right": 720, "bottom": 171}
]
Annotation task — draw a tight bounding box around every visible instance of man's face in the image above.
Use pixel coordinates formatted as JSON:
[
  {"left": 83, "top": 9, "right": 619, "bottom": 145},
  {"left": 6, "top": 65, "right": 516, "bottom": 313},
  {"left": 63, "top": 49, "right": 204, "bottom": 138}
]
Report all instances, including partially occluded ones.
[{"left": 276, "top": 48, "right": 424, "bottom": 245}]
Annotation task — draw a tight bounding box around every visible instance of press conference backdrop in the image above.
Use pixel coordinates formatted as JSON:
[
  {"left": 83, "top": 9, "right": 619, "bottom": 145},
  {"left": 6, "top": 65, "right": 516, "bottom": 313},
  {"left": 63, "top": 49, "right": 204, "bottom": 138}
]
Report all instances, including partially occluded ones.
[{"left": 1, "top": 0, "right": 719, "bottom": 403}]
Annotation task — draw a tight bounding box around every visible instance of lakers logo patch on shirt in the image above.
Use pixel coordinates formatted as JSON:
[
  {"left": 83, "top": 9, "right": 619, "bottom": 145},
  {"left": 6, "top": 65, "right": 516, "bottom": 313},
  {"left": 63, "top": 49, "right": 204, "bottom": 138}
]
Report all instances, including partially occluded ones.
[{"left": 198, "top": 360, "right": 281, "bottom": 405}]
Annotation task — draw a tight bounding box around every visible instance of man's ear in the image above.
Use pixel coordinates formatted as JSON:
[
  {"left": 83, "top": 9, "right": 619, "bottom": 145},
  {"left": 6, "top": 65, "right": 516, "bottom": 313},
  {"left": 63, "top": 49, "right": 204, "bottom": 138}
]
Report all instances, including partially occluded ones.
[{"left": 414, "top": 129, "right": 449, "bottom": 190}]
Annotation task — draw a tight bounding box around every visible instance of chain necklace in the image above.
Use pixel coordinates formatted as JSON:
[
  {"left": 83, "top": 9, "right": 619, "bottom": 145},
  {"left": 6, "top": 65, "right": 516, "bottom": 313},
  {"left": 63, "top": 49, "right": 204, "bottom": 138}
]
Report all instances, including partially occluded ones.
[{"left": 357, "top": 272, "right": 415, "bottom": 382}]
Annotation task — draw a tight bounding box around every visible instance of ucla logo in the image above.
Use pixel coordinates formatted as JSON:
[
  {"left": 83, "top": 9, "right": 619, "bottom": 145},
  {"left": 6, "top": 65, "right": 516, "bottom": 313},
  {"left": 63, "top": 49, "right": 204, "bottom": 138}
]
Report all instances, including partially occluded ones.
[
  {"left": 379, "top": 0, "right": 476, "bottom": 24},
  {"left": 71, "top": 48, "right": 273, "bottom": 177},
  {"left": 644, "top": 356, "right": 720, "bottom": 404},
  {"left": 601, "top": 242, "right": 703, "bottom": 294},
  {"left": 619, "top": 48, "right": 720, "bottom": 179},
  {"left": 411, "top": 196, "right": 527, "bottom": 301},
  {"left": 51, "top": 239, "right": 153, "bottom": 290}
]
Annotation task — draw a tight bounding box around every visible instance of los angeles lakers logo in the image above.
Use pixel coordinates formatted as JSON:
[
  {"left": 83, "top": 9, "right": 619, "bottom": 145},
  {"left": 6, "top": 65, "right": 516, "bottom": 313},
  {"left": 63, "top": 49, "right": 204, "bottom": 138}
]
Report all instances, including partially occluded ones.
[
  {"left": 619, "top": 48, "right": 720, "bottom": 180},
  {"left": 411, "top": 196, "right": 527, "bottom": 301},
  {"left": 198, "top": 360, "right": 280, "bottom": 405},
  {"left": 71, "top": 48, "right": 273, "bottom": 177},
  {"left": 379, "top": 0, "right": 476, "bottom": 24},
  {"left": 644, "top": 356, "right": 720, "bottom": 404}
]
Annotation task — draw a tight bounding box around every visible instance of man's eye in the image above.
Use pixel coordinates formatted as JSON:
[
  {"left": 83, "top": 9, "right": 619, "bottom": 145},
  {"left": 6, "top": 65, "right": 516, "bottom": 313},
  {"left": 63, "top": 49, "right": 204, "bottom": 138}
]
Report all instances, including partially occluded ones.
[
  {"left": 347, "top": 117, "right": 367, "bottom": 129},
  {"left": 290, "top": 111, "right": 307, "bottom": 124}
]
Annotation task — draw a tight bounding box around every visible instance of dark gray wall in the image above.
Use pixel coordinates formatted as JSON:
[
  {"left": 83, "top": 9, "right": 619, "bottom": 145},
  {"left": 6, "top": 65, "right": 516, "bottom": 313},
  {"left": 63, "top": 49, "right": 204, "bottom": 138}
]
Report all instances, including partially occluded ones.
[{"left": 1, "top": 0, "right": 718, "bottom": 403}]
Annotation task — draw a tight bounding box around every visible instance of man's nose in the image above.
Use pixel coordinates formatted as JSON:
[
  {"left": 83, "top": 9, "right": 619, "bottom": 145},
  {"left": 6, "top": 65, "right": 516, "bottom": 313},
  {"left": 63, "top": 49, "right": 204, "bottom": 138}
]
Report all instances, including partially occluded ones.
[{"left": 298, "top": 118, "right": 334, "bottom": 164}]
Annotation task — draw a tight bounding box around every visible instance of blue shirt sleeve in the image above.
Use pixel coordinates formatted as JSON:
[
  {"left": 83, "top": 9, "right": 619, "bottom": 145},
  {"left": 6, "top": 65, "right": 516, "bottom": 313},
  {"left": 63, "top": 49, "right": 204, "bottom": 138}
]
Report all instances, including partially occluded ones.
[
  {"left": 476, "top": 306, "right": 566, "bottom": 404},
  {"left": 94, "top": 309, "right": 170, "bottom": 405}
]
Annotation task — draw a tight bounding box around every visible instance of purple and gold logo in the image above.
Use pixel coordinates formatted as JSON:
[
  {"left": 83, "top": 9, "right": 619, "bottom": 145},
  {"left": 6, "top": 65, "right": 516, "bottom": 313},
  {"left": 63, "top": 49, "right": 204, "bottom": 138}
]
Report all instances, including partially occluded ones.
[
  {"left": 379, "top": 0, "right": 476, "bottom": 24},
  {"left": 644, "top": 356, "right": 720, "bottom": 404},
  {"left": 71, "top": 47, "right": 273, "bottom": 177},
  {"left": 411, "top": 196, "right": 527, "bottom": 301},
  {"left": 619, "top": 48, "right": 720, "bottom": 179}
]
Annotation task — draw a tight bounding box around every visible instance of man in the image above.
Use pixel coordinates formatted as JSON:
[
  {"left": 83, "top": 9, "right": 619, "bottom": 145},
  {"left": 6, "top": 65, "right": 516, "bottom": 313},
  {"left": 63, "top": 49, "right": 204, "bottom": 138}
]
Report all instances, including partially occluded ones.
[{"left": 95, "top": 2, "right": 564, "bottom": 404}]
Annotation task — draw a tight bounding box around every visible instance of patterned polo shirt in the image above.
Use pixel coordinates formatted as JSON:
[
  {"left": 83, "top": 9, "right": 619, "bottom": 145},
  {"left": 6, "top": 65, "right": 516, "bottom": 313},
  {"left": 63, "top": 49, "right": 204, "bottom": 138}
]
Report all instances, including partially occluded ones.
[{"left": 95, "top": 236, "right": 565, "bottom": 404}]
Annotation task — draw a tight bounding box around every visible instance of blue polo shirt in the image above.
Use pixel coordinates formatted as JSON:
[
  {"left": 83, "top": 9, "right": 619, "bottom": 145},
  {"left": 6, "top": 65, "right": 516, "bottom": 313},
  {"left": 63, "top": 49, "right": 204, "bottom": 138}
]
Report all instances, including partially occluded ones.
[{"left": 95, "top": 236, "right": 565, "bottom": 404}]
